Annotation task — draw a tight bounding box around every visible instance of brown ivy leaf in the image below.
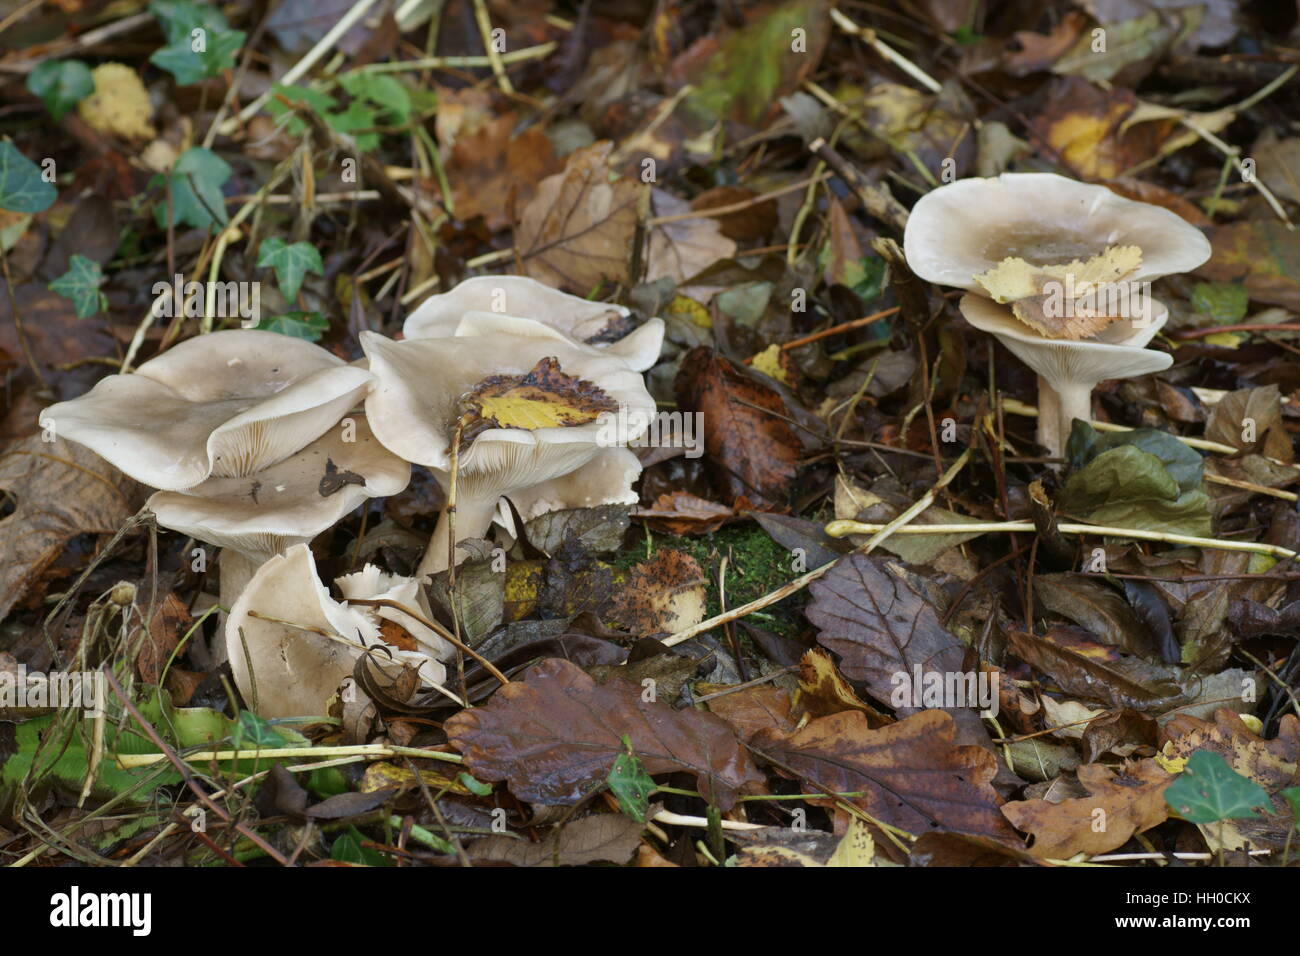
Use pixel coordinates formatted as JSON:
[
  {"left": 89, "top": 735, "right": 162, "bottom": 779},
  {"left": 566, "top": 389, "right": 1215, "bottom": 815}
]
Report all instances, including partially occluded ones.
[
  {"left": 515, "top": 141, "right": 641, "bottom": 293},
  {"left": 1001, "top": 759, "right": 1173, "bottom": 858},
  {"left": 444, "top": 657, "right": 764, "bottom": 810},
  {"left": 674, "top": 347, "right": 799, "bottom": 510},
  {"left": 752, "top": 710, "right": 1020, "bottom": 844}
]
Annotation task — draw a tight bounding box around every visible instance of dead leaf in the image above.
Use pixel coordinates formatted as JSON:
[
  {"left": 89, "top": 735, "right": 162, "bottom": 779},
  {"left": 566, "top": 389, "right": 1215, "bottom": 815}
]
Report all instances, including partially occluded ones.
[
  {"left": 701, "top": 683, "right": 796, "bottom": 742},
  {"left": 606, "top": 548, "right": 706, "bottom": 636},
  {"left": 633, "top": 491, "right": 738, "bottom": 534},
  {"left": 448, "top": 116, "right": 561, "bottom": 230},
  {"left": 674, "top": 347, "right": 799, "bottom": 509},
  {"left": 445, "top": 657, "right": 764, "bottom": 810},
  {"left": 1001, "top": 759, "right": 1172, "bottom": 858},
  {"left": 753, "top": 710, "right": 1020, "bottom": 844},
  {"left": 645, "top": 189, "right": 736, "bottom": 286},
  {"left": 515, "top": 141, "right": 641, "bottom": 293},
  {"left": 0, "top": 435, "right": 142, "bottom": 620},
  {"left": 466, "top": 812, "right": 643, "bottom": 866},
  {"left": 794, "top": 647, "right": 890, "bottom": 725}
]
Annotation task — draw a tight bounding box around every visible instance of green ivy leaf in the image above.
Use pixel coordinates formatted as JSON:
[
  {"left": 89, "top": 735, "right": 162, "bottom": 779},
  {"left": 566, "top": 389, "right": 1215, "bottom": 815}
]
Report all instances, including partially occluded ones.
[
  {"left": 607, "top": 734, "right": 654, "bottom": 822},
  {"left": 266, "top": 83, "right": 338, "bottom": 136},
  {"left": 325, "top": 99, "right": 381, "bottom": 152},
  {"left": 48, "top": 254, "right": 107, "bottom": 318},
  {"left": 1191, "top": 282, "right": 1249, "bottom": 324},
  {"left": 0, "top": 140, "right": 56, "bottom": 213},
  {"left": 257, "top": 238, "right": 324, "bottom": 301},
  {"left": 258, "top": 310, "right": 329, "bottom": 341},
  {"left": 148, "top": 0, "right": 244, "bottom": 85},
  {"left": 331, "top": 825, "right": 392, "bottom": 866},
  {"left": 1165, "top": 750, "right": 1270, "bottom": 823},
  {"left": 151, "top": 146, "right": 231, "bottom": 232},
  {"left": 25, "top": 60, "right": 94, "bottom": 120}
]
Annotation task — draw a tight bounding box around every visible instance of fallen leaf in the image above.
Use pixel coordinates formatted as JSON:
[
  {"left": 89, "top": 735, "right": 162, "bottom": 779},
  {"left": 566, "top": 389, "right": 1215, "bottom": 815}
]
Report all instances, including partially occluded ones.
[
  {"left": 753, "top": 710, "right": 1020, "bottom": 844},
  {"left": 1001, "top": 759, "right": 1173, "bottom": 858},
  {"left": 645, "top": 189, "right": 736, "bottom": 286},
  {"left": 0, "top": 435, "right": 142, "bottom": 619},
  {"left": 445, "top": 657, "right": 764, "bottom": 810},
  {"left": 466, "top": 812, "right": 643, "bottom": 866},
  {"left": 675, "top": 347, "right": 799, "bottom": 509},
  {"left": 606, "top": 548, "right": 707, "bottom": 636},
  {"left": 515, "top": 141, "right": 641, "bottom": 294}
]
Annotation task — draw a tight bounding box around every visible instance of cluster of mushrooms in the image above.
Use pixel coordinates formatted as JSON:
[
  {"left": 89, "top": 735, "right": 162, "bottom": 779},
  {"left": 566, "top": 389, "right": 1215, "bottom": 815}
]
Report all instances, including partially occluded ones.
[
  {"left": 41, "top": 276, "right": 663, "bottom": 718},
  {"left": 903, "top": 172, "right": 1211, "bottom": 457}
]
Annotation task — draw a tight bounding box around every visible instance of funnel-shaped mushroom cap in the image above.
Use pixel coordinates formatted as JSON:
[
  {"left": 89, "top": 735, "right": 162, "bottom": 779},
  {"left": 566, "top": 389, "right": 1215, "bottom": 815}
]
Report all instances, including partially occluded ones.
[
  {"left": 148, "top": 415, "right": 410, "bottom": 560},
  {"left": 40, "top": 330, "right": 373, "bottom": 491},
  {"left": 226, "top": 544, "right": 449, "bottom": 719},
  {"left": 960, "top": 293, "right": 1173, "bottom": 394},
  {"left": 360, "top": 327, "right": 655, "bottom": 500},
  {"left": 506, "top": 446, "right": 642, "bottom": 522},
  {"left": 904, "top": 173, "right": 1211, "bottom": 292},
  {"left": 403, "top": 275, "right": 664, "bottom": 371}
]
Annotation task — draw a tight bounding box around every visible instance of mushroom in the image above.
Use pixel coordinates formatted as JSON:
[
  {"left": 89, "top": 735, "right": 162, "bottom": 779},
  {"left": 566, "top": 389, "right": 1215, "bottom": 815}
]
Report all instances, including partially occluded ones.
[
  {"left": 360, "top": 315, "right": 656, "bottom": 576},
  {"left": 226, "top": 543, "right": 453, "bottom": 719},
  {"left": 902, "top": 173, "right": 1210, "bottom": 456},
  {"left": 505, "top": 446, "right": 643, "bottom": 522},
  {"left": 403, "top": 274, "right": 664, "bottom": 371},
  {"left": 147, "top": 414, "right": 411, "bottom": 619},
  {"left": 960, "top": 293, "right": 1173, "bottom": 456},
  {"left": 39, "top": 330, "right": 374, "bottom": 491},
  {"left": 902, "top": 172, "right": 1211, "bottom": 292}
]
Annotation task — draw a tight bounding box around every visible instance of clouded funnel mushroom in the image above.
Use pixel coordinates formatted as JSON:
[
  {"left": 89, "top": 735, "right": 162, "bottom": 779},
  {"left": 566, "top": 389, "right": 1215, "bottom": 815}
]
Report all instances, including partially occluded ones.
[
  {"left": 147, "top": 415, "right": 410, "bottom": 616},
  {"left": 902, "top": 172, "right": 1210, "bottom": 457},
  {"left": 403, "top": 274, "right": 664, "bottom": 372},
  {"left": 227, "top": 543, "right": 453, "bottom": 719},
  {"left": 39, "top": 330, "right": 374, "bottom": 490},
  {"left": 960, "top": 293, "right": 1173, "bottom": 456},
  {"left": 360, "top": 314, "right": 656, "bottom": 576}
]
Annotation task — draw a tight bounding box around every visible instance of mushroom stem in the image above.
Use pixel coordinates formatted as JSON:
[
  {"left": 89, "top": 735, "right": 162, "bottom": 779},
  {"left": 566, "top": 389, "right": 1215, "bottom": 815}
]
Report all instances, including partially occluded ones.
[
  {"left": 418, "top": 494, "right": 503, "bottom": 579},
  {"left": 1054, "top": 383, "right": 1094, "bottom": 460},
  {"left": 214, "top": 549, "right": 264, "bottom": 667},
  {"left": 1035, "top": 376, "right": 1063, "bottom": 459}
]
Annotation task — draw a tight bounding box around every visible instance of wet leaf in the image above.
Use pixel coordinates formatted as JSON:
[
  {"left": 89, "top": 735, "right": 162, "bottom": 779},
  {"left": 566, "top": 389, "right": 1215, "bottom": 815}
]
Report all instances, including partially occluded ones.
[
  {"left": 0, "top": 142, "right": 56, "bottom": 214},
  {"left": 457, "top": 357, "right": 619, "bottom": 445},
  {"left": 467, "top": 812, "right": 643, "bottom": 866},
  {"left": 1165, "top": 749, "right": 1269, "bottom": 824},
  {"left": 26, "top": 60, "right": 94, "bottom": 121}
]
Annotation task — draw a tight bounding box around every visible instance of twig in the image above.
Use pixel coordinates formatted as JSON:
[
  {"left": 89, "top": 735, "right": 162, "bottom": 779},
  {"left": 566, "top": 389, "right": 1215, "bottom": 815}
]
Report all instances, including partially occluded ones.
[
  {"left": 829, "top": 7, "right": 942, "bottom": 93},
  {"left": 824, "top": 518, "right": 1300, "bottom": 560},
  {"left": 114, "top": 742, "right": 464, "bottom": 769},
  {"left": 471, "top": 0, "right": 513, "bottom": 95}
]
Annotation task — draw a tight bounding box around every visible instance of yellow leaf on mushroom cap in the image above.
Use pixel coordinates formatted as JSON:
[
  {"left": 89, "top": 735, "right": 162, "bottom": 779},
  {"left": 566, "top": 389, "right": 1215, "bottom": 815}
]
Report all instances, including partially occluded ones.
[
  {"left": 455, "top": 356, "right": 619, "bottom": 447},
  {"left": 974, "top": 245, "right": 1143, "bottom": 303}
]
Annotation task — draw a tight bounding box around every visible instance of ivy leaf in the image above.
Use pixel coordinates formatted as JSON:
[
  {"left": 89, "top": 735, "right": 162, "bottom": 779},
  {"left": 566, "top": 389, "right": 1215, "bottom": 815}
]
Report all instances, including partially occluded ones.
[
  {"left": 325, "top": 99, "right": 381, "bottom": 152},
  {"left": 1164, "top": 749, "right": 1270, "bottom": 823},
  {"left": 151, "top": 146, "right": 231, "bottom": 232},
  {"left": 257, "top": 238, "right": 324, "bottom": 301},
  {"left": 25, "top": 60, "right": 94, "bottom": 120},
  {"left": 0, "top": 140, "right": 56, "bottom": 213},
  {"left": 148, "top": 0, "right": 244, "bottom": 85},
  {"left": 258, "top": 310, "right": 329, "bottom": 341},
  {"left": 48, "top": 254, "right": 107, "bottom": 318},
  {"left": 607, "top": 735, "right": 654, "bottom": 822},
  {"left": 330, "top": 826, "right": 392, "bottom": 866},
  {"left": 1191, "top": 282, "right": 1249, "bottom": 324},
  {"left": 1282, "top": 786, "right": 1300, "bottom": 829},
  {"left": 266, "top": 83, "right": 338, "bottom": 136}
]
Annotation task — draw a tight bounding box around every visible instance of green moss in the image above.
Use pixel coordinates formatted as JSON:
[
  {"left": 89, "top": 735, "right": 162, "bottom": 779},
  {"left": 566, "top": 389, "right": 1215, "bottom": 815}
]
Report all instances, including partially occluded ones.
[{"left": 618, "top": 524, "right": 806, "bottom": 635}]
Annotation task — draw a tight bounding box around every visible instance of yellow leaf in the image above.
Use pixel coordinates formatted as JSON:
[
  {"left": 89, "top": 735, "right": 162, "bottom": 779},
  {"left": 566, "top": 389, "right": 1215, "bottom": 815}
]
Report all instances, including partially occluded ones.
[
  {"left": 476, "top": 393, "right": 602, "bottom": 429},
  {"left": 826, "top": 816, "right": 877, "bottom": 866},
  {"left": 750, "top": 344, "right": 791, "bottom": 384},
  {"left": 78, "top": 63, "right": 156, "bottom": 141},
  {"left": 974, "top": 245, "right": 1143, "bottom": 304},
  {"left": 1155, "top": 742, "right": 1187, "bottom": 774}
]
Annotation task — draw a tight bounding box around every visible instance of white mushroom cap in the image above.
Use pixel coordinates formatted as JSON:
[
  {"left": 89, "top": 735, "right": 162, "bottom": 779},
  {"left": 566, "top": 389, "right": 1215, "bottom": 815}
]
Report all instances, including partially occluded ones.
[
  {"left": 505, "top": 446, "right": 642, "bottom": 523},
  {"left": 147, "top": 415, "right": 411, "bottom": 561},
  {"left": 403, "top": 274, "right": 665, "bottom": 371},
  {"left": 959, "top": 293, "right": 1173, "bottom": 395},
  {"left": 360, "top": 326, "right": 655, "bottom": 486},
  {"left": 226, "top": 544, "right": 450, "bottom": 719},
  {"left": 40, "top": 330, "right": 373, "bottom": 491},
  {"left": 903, "top": 173, "right": 1211, "bottom": 292}
]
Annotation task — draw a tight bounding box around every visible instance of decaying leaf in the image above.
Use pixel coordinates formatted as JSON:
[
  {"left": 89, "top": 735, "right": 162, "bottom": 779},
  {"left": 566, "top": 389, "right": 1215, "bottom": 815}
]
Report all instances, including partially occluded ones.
[
  {"left": 445, "top": 658, "right": 764, "bottom": 810},
  {"left": 606, "top": 548, "right": 707, "bottom": 636},
  {"left": 466, "top": 812, "right": 643, "bottom": 866},
  {"left": 515, "top": 142, "right": 641, "bottom": 293},
  {"left": 753, "top": 710, "right": 1020, "bottom": 844},
  {"left": 0, "top": 435, "right": 142, "bottom": 619},
  {"left": 1001, "top": 759, "right": 1173, "bottom": 858},
  {"left": 455, "top": 357, "right": 619, "bottom": 447}
]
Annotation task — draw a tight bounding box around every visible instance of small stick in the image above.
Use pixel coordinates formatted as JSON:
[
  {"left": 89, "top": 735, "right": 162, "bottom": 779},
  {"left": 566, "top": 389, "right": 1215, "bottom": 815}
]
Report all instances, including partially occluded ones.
[{"left": 825, "top": 519, "right": 1299, "bottom": 560}]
